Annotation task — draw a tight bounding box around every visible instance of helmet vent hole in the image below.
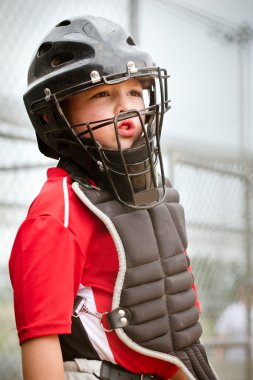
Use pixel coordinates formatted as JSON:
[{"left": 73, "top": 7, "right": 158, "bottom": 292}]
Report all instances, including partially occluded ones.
[
  {"left": 56, "top": 20, "right": 71, "bottom": 27},
  {"left": 37, "top": 42, "right": 53, "bottom": 57},
  {"left": 126, "top": 36, "right": 135, "bottom": 46},
  {"left": 51, "top": 52, "right": 74, "bottom": 67}
]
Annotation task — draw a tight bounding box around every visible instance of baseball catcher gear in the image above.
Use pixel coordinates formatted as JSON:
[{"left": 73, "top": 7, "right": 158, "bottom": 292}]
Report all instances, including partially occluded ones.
[{"left": 24, "top": 16, "right": 170, "bottom": 208}]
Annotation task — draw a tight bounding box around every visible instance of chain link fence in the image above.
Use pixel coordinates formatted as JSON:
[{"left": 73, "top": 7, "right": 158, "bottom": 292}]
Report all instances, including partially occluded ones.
[
  {"left": 168, "top": 148, "right": 253, "bottom": 380},
  {"left": 1, "top": 1, "right": 253, "bottom": 379}
]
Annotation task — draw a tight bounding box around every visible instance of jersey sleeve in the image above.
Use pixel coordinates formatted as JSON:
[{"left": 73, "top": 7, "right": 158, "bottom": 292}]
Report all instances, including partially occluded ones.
[{"left": 9, "top": 215, "right": 86, "bottom": 345}]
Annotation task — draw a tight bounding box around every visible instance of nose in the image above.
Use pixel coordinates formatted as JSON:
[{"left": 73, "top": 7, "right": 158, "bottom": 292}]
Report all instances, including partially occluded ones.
[{"left": 113, "top": 93, "right": 129, "bottom": 115}]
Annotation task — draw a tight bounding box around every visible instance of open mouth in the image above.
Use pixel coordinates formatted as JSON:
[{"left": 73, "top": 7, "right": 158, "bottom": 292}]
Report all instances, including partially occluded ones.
[{"left": 117, "top": 120, "right": 135, "bottom": 137}]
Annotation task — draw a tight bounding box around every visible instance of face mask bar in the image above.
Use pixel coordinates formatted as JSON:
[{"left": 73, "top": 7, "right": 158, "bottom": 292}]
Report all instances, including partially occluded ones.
[
  {"left": 29, "top": 66, "right": 169, "bottom": 111},
  {"left": 81, "top": 108, "right": 164, "bottom": 208},
  {"left": 29, "top": 67, "right": 170, "bottom": 141},
  {"left": 71, "top": 106, "right": 155, "bottom": 138}
]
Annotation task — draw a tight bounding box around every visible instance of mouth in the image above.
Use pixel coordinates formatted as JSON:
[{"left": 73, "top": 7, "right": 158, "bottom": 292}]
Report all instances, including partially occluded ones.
[{"left": 117, "top": 120, "right": 135, "bottom": 137}]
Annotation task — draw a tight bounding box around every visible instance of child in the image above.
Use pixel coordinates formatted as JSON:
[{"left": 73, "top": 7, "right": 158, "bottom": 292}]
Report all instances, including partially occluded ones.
[{"left": 9, "top": 16, "right": 218, "bottom": 380}]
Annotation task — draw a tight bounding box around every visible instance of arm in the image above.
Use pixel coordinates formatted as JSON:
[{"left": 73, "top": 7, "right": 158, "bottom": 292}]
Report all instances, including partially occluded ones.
[{"left": 21, "top": 335, "right": 64, "bottom": 380}]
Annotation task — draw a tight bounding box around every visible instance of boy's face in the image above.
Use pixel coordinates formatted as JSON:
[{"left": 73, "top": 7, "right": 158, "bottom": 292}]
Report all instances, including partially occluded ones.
[{"left": 62, "top": 78, "right": 145, "bottom": 150}]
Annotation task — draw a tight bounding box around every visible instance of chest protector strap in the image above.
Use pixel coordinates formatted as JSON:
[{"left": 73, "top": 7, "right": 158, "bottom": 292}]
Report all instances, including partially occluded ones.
[{"left": 72, "top": 180, "right": 218, "bottom": 380}]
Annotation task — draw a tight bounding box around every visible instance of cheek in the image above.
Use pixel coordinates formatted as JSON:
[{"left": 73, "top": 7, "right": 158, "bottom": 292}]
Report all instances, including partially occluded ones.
[
  {"left": 67, "top": 108, "right": 102, "bottom": 125},
  {"left": 82, "top": 104, "right": 111, "bottom": 123},
  {"left": 130, "top": 98, "right": 145, "bottom": 110},
  {"left": 92, "top": 127, "right": 114, "bottom": 146}
]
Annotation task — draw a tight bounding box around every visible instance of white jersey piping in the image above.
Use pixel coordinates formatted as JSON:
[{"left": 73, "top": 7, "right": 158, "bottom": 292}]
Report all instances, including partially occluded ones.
[{"left": 63, "top": 177, "right": 69, "bottom": 228}]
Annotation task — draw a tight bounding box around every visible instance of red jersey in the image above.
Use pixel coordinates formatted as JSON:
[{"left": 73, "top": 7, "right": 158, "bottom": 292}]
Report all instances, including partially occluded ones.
[{"left": 9, "top": 167, "right": 199, "bottom": 379}]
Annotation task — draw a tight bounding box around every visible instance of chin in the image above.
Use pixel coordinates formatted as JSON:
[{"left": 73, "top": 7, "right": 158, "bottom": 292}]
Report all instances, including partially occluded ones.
[
  {"left": 103, "top": 138, "right": 134, "bottom": 150},
  {"left": 120, "top": 141, "right": 134, "bottom": 150}
]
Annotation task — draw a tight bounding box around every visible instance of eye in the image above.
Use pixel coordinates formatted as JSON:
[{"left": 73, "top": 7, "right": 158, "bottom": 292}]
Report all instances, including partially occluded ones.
[
  {"left": 93, "top": 91, "right": 110, "bottom": 98},
  {"left": 129, "top": 89, "right": 143, "bottom": 98}
]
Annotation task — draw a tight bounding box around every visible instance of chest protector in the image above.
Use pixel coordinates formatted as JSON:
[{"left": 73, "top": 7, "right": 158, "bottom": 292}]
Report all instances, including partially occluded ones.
[{"left": 71, "top": 179, "right": 217, "bottom": 380}]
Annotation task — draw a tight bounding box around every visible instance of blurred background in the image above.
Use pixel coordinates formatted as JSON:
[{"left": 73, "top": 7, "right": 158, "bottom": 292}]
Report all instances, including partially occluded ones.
[{"left": 1, "top": 0, "right": 253, "bottom": 379}]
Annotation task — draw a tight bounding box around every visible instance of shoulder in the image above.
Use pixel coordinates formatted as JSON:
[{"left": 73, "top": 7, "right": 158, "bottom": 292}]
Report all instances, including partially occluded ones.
[
  {"left": 11, "top": 167, "right": 102, "bottom": 257},
  {"left": 28, "top": 167, "right": 98, "bottom": 232},
  {"left": 28, "top": 167, "right": 75, "bottom": 223}
]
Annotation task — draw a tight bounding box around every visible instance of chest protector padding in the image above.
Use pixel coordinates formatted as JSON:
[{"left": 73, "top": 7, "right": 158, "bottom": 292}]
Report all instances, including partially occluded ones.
[
  {"left": 82, "top": 187, "right": 201, "bottom": 351},
  {"left": 73, "top": 181, "right": 217, "bottom": 380}
]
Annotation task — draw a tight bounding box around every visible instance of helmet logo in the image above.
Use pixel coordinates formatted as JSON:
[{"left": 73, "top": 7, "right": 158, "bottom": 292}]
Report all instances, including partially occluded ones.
[{"left": 83, "top": 22, "right": 97, "bottom": 38}]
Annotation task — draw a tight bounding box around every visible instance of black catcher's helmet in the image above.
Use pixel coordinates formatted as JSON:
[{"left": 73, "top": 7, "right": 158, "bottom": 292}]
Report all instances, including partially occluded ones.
[{"left": 24, "top": 16, "right": 170, "bottom": 208}]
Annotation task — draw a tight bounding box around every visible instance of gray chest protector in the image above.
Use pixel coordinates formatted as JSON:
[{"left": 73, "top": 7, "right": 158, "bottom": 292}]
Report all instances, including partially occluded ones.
[{"left": 72, "top": 180, "right": 217, "bottom": 380}]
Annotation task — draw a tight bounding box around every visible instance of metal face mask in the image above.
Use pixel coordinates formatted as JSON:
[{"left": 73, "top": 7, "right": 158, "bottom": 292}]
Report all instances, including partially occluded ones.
[
  {"left": 61, "top": 68, "right": 169, "bottom": 208},
  {"left": 23, "top": 16, "right": 170, "bottom": 208}
]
